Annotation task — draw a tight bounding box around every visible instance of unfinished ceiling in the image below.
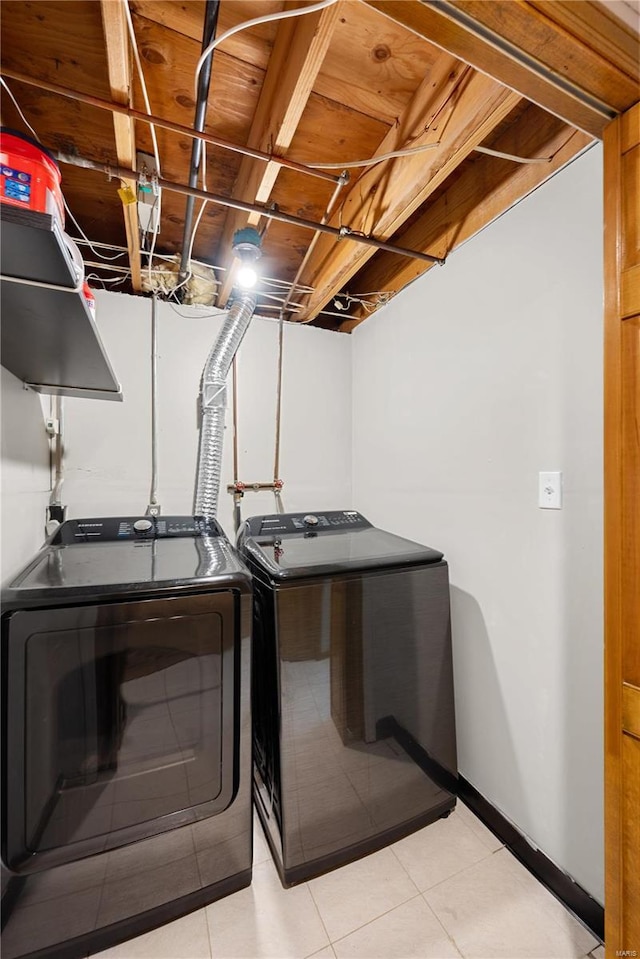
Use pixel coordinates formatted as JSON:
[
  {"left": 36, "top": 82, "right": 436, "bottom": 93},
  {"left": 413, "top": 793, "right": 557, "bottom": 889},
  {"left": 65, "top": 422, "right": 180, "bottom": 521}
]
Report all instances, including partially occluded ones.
[{"left": 1, "top": 0, "right": 638, "bottom": 330}]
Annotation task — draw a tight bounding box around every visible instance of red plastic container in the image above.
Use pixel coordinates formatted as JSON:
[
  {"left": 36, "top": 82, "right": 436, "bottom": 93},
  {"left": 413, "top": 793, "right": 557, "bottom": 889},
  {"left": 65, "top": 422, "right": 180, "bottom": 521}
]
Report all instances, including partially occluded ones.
[
  {"left": 0, "top": 128, "right": 64, "bottom": 224},
  {"left": 83, "top": 282, "right": 96, "bottom": 318}
]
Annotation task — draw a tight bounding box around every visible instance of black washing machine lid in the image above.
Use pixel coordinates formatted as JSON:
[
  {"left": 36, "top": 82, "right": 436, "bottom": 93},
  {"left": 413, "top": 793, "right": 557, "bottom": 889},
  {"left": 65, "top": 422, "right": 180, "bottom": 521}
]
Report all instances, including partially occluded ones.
[
  {"left": 239, "top": 510, "right": 444, "bottom": 580},
  {"left": 2, "top": 516, "right": 251, "bottom": 603}
]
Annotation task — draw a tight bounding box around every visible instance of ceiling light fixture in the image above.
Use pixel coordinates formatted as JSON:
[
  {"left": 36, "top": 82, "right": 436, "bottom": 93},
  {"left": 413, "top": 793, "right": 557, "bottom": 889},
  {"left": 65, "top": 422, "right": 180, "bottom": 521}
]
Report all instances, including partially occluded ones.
[{"left": 232, "top": 227, "right": 262, "bottom": 290}]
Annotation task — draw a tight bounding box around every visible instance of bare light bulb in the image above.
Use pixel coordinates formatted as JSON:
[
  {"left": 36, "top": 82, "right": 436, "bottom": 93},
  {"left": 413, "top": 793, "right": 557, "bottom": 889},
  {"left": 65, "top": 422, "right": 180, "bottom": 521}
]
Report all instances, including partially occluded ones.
[{"left": 237, "top": 264, "right": 258, "bottom": 289}]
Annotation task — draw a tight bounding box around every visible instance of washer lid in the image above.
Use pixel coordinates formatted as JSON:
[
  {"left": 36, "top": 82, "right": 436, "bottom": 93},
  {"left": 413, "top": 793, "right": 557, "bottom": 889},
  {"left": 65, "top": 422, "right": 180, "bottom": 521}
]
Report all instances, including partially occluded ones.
[
  {"left": 3, "top": 516, "right": 250, "bottom": 600},
  {"left": 240, "top": 511, "right": 444, "bottom": 580}
]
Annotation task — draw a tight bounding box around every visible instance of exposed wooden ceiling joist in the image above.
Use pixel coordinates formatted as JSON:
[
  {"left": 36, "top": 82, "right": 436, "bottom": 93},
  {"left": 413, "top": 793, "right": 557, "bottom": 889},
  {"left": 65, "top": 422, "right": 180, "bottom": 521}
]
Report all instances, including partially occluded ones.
[
  {"left": 364, "top": 0, "right": 638, "bottom": 138},
  {"left": 1, "top": 0, "right": 636, "bottom": 331},
  {"left": 337, "top": 107, "right": 593, "bottom": 331},
  {"left": 295, "top": 67, "right": 522, "bottom": 322},
  {"left": 215, "top": 0, "right": 342, "bottom": 307},
  {"left": 100, "top": 0, "right": 142, "bottom": 292}
]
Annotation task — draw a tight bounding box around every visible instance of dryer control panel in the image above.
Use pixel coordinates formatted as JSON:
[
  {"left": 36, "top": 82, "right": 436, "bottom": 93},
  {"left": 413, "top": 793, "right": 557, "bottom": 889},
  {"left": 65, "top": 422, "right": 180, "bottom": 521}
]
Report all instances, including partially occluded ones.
[
  {"left": 245, "top": 510, "right": 372, "bottom": 537},
  {"left": 52, "top": 515, "right": 223, "bottom": 544}
]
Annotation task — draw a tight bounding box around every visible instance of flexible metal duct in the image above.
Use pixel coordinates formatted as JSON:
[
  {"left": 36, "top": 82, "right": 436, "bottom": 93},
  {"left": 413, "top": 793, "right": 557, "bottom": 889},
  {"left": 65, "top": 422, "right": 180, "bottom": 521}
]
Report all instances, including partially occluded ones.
[
  {"left": 194, "top": 290, "right": 257, "bottom": 518},
  {"left": 195, "top": 532, "right": 238, "bottom": 578}
]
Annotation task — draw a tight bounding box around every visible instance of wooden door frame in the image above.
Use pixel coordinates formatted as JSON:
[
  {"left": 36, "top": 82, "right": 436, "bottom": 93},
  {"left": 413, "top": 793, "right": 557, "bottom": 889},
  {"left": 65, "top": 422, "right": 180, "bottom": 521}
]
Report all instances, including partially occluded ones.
[{"left": 603, "top": 101, "right": 640, "bottom": 956}]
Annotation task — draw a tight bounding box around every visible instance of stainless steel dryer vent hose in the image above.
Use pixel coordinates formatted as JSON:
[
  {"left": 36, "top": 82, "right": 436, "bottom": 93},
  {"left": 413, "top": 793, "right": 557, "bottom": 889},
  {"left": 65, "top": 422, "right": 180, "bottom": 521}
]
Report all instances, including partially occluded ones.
[{"left": 194, "top": 291, "right": 257, "bottom": 519}]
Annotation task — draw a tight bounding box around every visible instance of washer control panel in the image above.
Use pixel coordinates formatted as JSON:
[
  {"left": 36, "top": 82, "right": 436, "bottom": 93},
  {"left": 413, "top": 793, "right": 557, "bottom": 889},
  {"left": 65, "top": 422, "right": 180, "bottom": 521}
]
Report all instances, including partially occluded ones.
[
  {"left": 52, "top": 515, "right": 222, "bottom": 544},
  {"left": 246, "top": 510, "right": 371, "bottom": 537}
]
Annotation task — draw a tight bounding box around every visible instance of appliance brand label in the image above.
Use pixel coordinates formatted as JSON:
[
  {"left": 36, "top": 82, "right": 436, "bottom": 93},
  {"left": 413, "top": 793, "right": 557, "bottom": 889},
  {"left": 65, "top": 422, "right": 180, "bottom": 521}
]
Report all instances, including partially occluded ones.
[{"left": 2, "top": 166, "right": 31, "bottom": 203}]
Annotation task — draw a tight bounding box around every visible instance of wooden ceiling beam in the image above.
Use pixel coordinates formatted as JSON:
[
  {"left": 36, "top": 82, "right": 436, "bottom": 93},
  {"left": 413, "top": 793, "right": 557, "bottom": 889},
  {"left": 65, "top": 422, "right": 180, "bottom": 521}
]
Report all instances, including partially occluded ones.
[
  {"left": 100, "top": 0, "right": 142, "bottom": 291},
  {"left": 338, "top": 106, "right": 592, "bottom": 332},
  {"left": 214, "top": 0, "right": 342, "bottom": 307},
  {"left": 294, "top": 67, "right": 521, "bottom": 323},
  {"left": 364, "top": 0, "right": 629, "bottom": 138}
]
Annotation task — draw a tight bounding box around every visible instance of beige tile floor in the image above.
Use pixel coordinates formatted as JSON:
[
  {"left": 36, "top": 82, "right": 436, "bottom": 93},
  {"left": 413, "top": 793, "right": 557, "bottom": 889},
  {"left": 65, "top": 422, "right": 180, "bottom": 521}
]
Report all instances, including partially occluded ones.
[{"left": 94, "top": 803, "right": 604, "bottom": 959}]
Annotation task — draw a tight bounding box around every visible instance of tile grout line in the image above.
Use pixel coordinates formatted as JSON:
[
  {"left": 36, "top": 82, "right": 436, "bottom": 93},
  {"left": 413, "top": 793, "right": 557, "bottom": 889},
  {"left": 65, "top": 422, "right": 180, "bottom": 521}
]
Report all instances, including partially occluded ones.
[
  {"left": 325, "top": 891, "right": 425, "bottom": 949},
  {"left": 203, "top": 894, "right": 219, "bottom": 959},
  {"left": 389, "top": 826, "right": 500, "bottom": 900},
  {"left": 419, "top": 890, "right": 465, "bottom": 958},
  {"left": 428, "top": 844, "right": 507, "bottom": 896},
  {"left": 305, "top": 880, "right": 335, "bottom": 954}
]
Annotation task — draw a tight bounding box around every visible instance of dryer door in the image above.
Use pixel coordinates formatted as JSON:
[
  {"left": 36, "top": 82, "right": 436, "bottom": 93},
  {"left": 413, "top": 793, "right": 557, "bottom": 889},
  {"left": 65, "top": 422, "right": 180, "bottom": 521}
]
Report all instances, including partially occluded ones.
[{"left": 3, "top": 590, "right": 238, "bottom": 874}]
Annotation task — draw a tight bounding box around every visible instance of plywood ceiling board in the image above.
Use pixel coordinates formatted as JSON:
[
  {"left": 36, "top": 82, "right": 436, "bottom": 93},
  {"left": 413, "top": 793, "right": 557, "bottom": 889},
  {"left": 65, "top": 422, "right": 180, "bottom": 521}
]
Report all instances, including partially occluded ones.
[
  {"left": 256, "top": 94, "right": 389, "bottom": 280},
  {"left": 296, "top": 68, "right": 521, "bottom": 322},
  {"left": 315, "top": 0, "right": 442, "bottom": 124},
  {"left": 254, "top": 219, "right": 316, "bottom": 286},
  {"left": 365, "top": 0, "right": 611, "bottom": 137},
  {"left": 124, "top": 6, "right": 258, "bottom": 269},
  {"left": 130, "top": 0, "right": 282, "bottom": 70},
  {"left": 451, "top": 0, "right": 639, "bottom": 111},
  {"left": 340, "top": 108, "right": 592, "bottom": 328},
  {"left": 57, "top": 165, "right": 130, "bottom": 249},
  {"left": 214, "top": 0, "right": 341, "bottom": 305},
  {"left": 285, "top": 89, "right": 389, "bottom": 165},
  {"left": 130, "top": 10, "right": 265, "bottom": 146},
  {"left": 0, "top": 1, "right": 114, "bottom": 100}
]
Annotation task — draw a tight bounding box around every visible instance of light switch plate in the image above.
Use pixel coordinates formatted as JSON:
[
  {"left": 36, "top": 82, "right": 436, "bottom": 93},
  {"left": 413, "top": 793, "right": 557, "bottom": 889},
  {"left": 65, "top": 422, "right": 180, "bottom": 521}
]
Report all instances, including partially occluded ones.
[{"left": 539, "top": 471, "right": 562, "bottom": 509}]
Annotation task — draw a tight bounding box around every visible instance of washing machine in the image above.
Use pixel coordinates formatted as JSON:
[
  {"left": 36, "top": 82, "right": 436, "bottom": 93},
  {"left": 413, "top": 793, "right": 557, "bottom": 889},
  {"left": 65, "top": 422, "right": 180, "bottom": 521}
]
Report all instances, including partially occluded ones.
[
  {"left": 1, "top": 515, "right": 252, "bottom": 959},
  {"left": 237, "top": 509, "right": 457, "bottom": 886}
]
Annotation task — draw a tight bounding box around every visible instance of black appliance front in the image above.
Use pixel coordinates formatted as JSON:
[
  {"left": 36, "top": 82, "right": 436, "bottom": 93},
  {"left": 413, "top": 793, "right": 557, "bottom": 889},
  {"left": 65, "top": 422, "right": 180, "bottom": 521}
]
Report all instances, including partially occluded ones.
[
  {"left": 238, "top": 510, "right": 458, "bottom": 886},
  {"left": 1, "top": 516, "right": 252, "bottom": 959}
]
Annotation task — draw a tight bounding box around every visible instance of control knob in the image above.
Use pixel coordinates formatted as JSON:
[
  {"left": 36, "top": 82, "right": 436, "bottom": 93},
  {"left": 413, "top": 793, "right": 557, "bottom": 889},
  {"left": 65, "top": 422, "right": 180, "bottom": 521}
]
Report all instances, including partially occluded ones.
[
  {"left": 303, "top": 514, "right": 319, "bottom": 527},
  {"left": 133, "top": 519, "right": 153, "bottom": 533}
]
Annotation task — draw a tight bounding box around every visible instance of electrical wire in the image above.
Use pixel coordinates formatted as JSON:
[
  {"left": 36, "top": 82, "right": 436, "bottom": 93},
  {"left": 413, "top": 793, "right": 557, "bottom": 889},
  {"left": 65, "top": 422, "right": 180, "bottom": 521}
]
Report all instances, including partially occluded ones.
[
  {"left": 194, "top": 0, "right": 339, "bottom": 97},
  {"left": 474, "top": 145, "right": 551, "bottom": 164},
  {"left": 64, "top": 203, "right": 127, "bottom": 260},
  {"left": 123, "top": 1, "right": 160, "bottom": 176},
  {"left": 308, "top": 140, "right": 552, "bottom": 170},
  {"left": 123, "top": 0, "right": 165, "bottom": 288},
  {"left": 142, "top": 193, "right": 161, "bottom": 288},
  {"left": 1, "top": 75, "right": 39, "bottom": 138},
  {"left": 86, "top": 272, "right": 130, "bottom": 287},
  {"left": 75, "top": 238, "right": 129, "bottom": 254},
  {"left": 84, "top": 260, "right": 134, "bottom": 274},
  {"left": 309, "top": 141, "right": 440, "bottom": 170},
  {"left": 168, "top": 302, "right": 224, "bottom": 319}
]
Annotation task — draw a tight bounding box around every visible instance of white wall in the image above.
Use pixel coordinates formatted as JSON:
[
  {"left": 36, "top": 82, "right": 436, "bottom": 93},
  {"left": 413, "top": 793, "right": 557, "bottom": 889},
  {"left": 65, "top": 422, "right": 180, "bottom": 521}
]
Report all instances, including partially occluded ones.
[
  {"left": 0, "top": 367, "right": 51, "bottom": 581},
  {"left": 57, "top": 292, "right": 352, "bottom": 539},
  {"left": 352, "top": 145, "right": 604, "bottom": 902}
]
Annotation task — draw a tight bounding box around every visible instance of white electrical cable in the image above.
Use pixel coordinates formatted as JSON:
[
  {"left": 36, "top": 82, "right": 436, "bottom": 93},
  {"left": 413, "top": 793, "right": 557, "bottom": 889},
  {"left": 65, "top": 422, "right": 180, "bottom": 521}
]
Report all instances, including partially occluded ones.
[
  {"left": 309, "top": 142, "right": 440, "bottom": 170},
  {"left": 123, "top": 0, "right": 164, "bottom": 288},
  {"left": 86, "top": 273, "right": 131, "bottom": 287},
  {"left": 123, "top": 1, "right": 161, "bottom": 176},
  {"left": 168, "top": 302, "right": 224, "bottom": 319},
  {"left": 64, "top": 203, "right": 127, "bottom": 260},
  {"left": 146, "top": 205, "right": 161, "bottom": 287},
  {"left": 1, "top": 75, "right": 39, "bottom": 138},
  {"left": 474, "top": 145, "right": 551, "bottom": 164},
  {"left": 194, "top": 0, "right": 339, "bottom": 98},
  {"left": 309, "top": 140, "right": 552, "bottom": 170}
]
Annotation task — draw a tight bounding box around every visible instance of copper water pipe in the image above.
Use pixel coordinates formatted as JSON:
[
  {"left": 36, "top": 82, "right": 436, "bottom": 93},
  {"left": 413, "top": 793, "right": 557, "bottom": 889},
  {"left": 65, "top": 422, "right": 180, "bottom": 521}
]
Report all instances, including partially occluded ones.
[
  {"left": 0, "top": 67, "right": 341, "bottom": 184},
  {"left": 54, "top": 151, "right": 446, "bottom": 265}
]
